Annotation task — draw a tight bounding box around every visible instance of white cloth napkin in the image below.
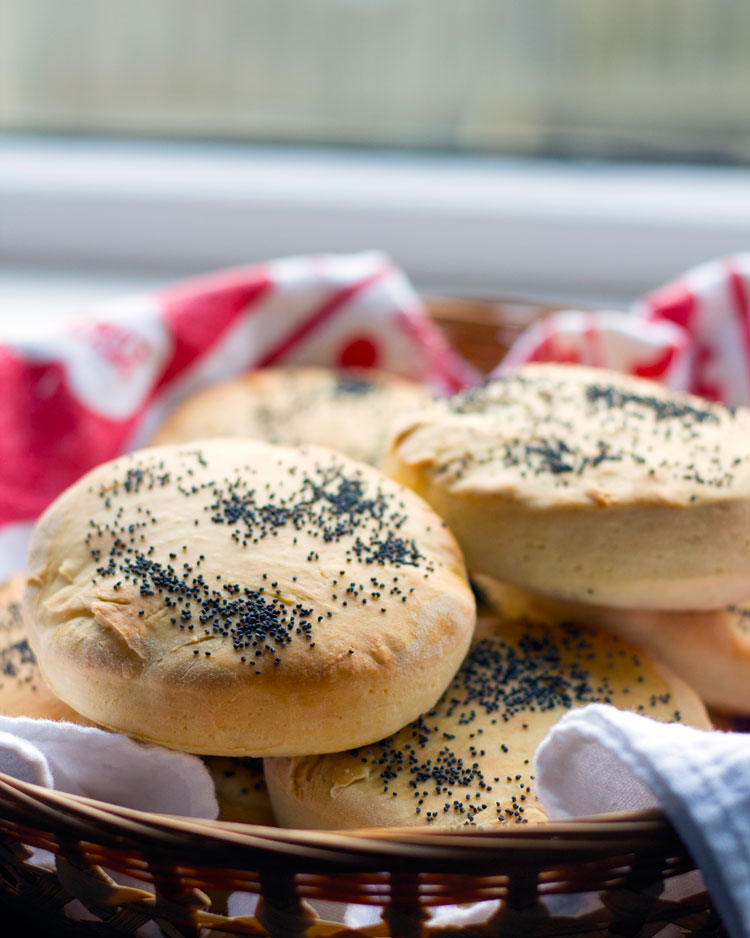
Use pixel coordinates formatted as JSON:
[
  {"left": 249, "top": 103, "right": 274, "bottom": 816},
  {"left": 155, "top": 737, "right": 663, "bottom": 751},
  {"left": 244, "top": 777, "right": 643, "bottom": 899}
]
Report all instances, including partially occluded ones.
[
  {"left": 0, "top": 715, "right": 218, "bottom": 937},
  {"left": 535, "top": 703, "right": 750, "bottom": 938},
  {"left": 0, "top": 714, "right": 218, "bottom": 818}
]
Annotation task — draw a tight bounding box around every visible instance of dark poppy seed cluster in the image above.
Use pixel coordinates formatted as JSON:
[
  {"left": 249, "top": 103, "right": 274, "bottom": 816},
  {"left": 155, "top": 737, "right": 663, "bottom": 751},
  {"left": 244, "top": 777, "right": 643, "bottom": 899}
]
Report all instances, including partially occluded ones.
[
  {"left": 253, "top": 372, "right": 376, "bottom": 439},
  {"left": 219, "top": 757, "right": 267, "bottom": 795},
  {"left": 0, "top": 594, "right": 39, "bottom": 695},
  {"left": 334, "top": 375, "right": 375, "bottom": 395},
  {"left": 349, "top": 622, "right": 681, "bottom": 826},
  {"left": 124, "top": 552, "right": 311, "bottom": 667},
  {"left": 729, "top": 605, "right": 750, "bottom": 634},
  {"left": 438, "top": 371, "right": 747, "bottom": 490},
  {"left": 85, "top": 449, "right": 432, "bottom": 669},
  {"left": 585, "top": 384, "right": 720, "bottom": 424},
  {"left": 203, "top": 464, "right": 425, "bottom": 571}
]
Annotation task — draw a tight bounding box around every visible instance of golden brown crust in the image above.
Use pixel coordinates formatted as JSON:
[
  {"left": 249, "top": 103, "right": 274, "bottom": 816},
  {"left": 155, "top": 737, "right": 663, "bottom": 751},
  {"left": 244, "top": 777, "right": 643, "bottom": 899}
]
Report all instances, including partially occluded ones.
[
  {"left": 0, "top": 574, "right": 90, "bottom": 724},
  {"left": 265, "top": 612, "right": 711, "bottom": 830},
  {"left": 24, "top": 439, "right": 475, "bottom": 756},
  {"left": 474, "top": 574, "right": 750, "bottom": 715},
  {"left": 149, "top": 366, "right": 434, "bottom": 468},
  {"left": 0, "top": 574, "right": 275, "bottom": 820},
  {"left": 386, "top": 364, "right": 750, "bottom": 609}
]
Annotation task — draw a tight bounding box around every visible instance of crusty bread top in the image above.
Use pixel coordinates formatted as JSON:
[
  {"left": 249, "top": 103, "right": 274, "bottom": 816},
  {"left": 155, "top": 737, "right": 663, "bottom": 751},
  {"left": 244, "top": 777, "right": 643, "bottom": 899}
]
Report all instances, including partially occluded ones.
[
  {"left": 265, "top": 612, "right": 711, "bottom": 830},
  {"left": 0, "top": 573, "right": 89, "bottom": 724},
  {"left": 388, "top": 364, "right": 750, "bottom": 509},
  {"left": 472, "top": 573, "right": 750, "bottom": 714},
  {"left": 24, "top": 439, "right": 475, "bottom": 755},
  {"left": 150, "top": 366, "right": 434, "bottom": 468}
]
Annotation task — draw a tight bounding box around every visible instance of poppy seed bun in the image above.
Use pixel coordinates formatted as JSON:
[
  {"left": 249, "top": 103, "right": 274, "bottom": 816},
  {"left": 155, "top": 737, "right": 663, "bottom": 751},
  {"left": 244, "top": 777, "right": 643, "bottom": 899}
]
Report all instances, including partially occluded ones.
[
  {"left": 474, "top": 574, "right": 750, "bottom": 715},
  {"left": 24, "top": 439, "right": 475, "bottom": 756},
  {"left": 386, "top": 364, "right": 750, "bottom": 610},
  {"left": 0, "top": 574, "right": 275, "bottom": 821},
  {"left": 0, "top": 574, "right": 276, "bottom": 822},
  {"left": 0, "top": 573, "right": 90, "bottom": 724},
  {"left": 149, "top": 367, "right": 434, "bottom": 468},
  {"left": 265, "top": 612, "right": 711, "bottom": 830}
]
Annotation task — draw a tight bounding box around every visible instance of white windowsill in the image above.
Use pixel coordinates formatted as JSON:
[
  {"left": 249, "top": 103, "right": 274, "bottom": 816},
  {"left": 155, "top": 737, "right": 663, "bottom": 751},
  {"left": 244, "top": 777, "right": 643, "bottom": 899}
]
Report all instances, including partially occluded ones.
[{"left": 1, "top": 136, "right": 750, "bottom": 310}]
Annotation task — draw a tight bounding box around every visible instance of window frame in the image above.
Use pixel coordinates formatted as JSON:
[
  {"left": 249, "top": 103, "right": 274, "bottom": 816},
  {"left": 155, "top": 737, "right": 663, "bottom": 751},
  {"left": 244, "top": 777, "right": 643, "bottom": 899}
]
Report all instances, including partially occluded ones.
[{"left": 2, "top": 135, "right": 749, "bottom": 306}]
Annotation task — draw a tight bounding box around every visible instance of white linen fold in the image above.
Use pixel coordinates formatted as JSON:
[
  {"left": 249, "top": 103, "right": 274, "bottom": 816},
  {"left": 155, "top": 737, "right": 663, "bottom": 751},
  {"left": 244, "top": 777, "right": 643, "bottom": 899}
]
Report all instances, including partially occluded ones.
[
  {"left": 0, "top": 714, "right": 218, "bottom": 817},
  {"left": 535, "top": 704, "right": 750, "bottom": 938}
]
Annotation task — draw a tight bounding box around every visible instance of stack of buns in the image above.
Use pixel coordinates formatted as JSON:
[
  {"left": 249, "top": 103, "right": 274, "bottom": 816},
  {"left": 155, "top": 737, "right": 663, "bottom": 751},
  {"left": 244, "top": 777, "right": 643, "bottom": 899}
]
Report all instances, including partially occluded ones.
[{"left": 6, "top": 362, "right": 749, "bottom": 829}]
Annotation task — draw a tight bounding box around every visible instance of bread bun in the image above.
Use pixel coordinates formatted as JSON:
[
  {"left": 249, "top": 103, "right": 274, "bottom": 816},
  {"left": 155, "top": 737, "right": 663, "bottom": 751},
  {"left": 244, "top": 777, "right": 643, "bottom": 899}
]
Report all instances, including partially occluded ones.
[
  {"left": 265, "top": 612, "right": 710, "bottom": 830},
  {"left": 24, "top": 439, "right": 475, "bottom": 756},
  {"left": 386, "top": 363, "right": 750, "bottom": 610},
  {"left": 474, "top": 573, "right": 750, "bottom": 715},
  {"left": 150, "top": 367, "right": 433, "bottom": 468},
  {"left": 203, "top": 757, "right": 275, "bottom": 825},
  {"left": 0, "top": 573, "right": 89, "bottom": 724},
  {"left": 1, "top": 573, "right": 276, "bottom": 820}
]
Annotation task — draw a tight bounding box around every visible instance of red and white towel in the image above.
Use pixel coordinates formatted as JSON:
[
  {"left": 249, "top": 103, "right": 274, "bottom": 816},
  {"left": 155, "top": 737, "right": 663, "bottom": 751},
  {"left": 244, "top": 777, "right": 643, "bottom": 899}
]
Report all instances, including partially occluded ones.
[
  {"left": 0, "top": 252, "right": 474, "bottom": 579},
  {"left": 498, "top": 253, "right": 750, "bottom": 406},
  {"left": 3, "top": 251, "right": 750, "bottom": 580}
]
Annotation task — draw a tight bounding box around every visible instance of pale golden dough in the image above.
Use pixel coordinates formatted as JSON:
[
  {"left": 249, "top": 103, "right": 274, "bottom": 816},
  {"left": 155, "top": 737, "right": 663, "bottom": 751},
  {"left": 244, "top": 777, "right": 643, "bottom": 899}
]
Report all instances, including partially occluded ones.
[
  {"left": 265, "top": 612, "right": 710, "bottom": 830},
  {"left": 24, "top": 439, "right": 475, "bottom": 756},
  {"left": 0, "top": 574, "right": 90, "bottom": 724},
  {"left": 203, "top": 756, "right": 275, "bottom": 825},
  {"left": 0, "top": 574, "right": 277, "bottom": 821},
  {"left": 386, "top": 363, "right": 750, "bottom": 610},
  {"left": 149, "top": 367, "right": 434, "bottom": 468},
  {"left": 474, "top": 573, "right": 750, "bottom": 715}
]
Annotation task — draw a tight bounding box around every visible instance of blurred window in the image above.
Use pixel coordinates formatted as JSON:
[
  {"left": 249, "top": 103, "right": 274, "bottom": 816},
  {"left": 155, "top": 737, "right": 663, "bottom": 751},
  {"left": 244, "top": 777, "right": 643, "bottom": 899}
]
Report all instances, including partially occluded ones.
[{"left": 1, "top": 0, "right": 749, "bottom": 163}]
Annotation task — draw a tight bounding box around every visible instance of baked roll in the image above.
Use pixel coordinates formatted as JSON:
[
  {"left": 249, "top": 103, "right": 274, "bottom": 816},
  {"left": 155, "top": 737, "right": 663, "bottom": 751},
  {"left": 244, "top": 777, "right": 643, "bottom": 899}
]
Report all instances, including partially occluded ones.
[
  {"left": 1, "top": 573, "right": 277, "bottom": 822},
  {"left": 386, "top": 364, "right": 750, "bottom": 610},
  {"left": 265, "top": 611, "right": 711, "bottom": 829},
  {"left": 0, "top": 573, "right": 89, "bottom": 724},
  {"left": 149, "top": 366, "right": 433, "bottom": 468},
  {"left": 474, "top": 574, "right": 750, "bottom": 715},
  {"left": 24, "top": 439, "right": 475, "bottom": 756}
]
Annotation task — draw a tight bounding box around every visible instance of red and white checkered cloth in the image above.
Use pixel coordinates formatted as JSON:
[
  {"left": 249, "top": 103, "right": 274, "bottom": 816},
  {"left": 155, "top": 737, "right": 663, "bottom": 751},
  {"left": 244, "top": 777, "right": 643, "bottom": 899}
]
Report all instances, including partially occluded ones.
[
  {"left": 498, "top": 254, "right": 750, "bottom": 406},
  {"left": 3, "top": 252, "right": 750, "bottom": 579},
  {"left": 0, "top": 252, "right": 475, "bottom": 578}
]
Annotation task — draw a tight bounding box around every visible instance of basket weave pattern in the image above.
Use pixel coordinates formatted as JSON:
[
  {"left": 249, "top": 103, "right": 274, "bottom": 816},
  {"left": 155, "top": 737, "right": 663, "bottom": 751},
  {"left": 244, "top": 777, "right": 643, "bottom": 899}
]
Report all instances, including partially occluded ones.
[
  {"left": 0, "top": 773, "right": 724, "bottom": 937},
  {"left": 0, "top": 300, "right": 728, "bottom": 936}
]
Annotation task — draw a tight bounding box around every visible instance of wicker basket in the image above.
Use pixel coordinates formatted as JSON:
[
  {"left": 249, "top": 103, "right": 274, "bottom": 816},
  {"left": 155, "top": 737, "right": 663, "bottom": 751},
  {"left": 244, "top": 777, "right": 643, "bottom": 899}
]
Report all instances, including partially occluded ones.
[{"left": 0, "top": 297, "right": 728, "bottom": 938}]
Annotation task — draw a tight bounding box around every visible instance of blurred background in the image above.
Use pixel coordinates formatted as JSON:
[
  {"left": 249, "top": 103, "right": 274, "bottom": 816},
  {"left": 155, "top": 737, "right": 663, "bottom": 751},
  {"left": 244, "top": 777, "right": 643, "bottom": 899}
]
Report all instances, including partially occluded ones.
[
  {"left": 4, "top": 0, "right": 750, "bottom": 160},
  {"left": 1, "top": 0, "right": 749, "bottom": 315}
]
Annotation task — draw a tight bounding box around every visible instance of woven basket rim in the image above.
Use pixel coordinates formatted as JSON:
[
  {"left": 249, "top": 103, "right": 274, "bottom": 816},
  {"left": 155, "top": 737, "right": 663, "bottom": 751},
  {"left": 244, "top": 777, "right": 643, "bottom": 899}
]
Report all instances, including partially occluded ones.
[{"left": 0, "top": 769, "right": 683, "bottom": 861}]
